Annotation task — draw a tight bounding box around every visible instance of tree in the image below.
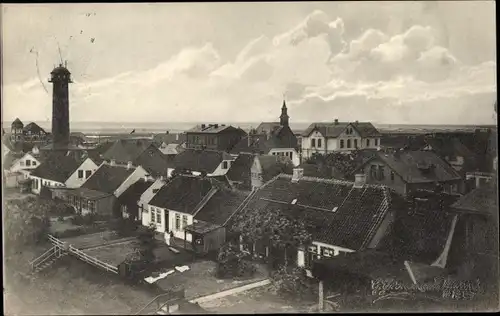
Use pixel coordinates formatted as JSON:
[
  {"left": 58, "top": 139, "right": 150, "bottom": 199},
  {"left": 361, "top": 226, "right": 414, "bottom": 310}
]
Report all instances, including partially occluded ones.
[
  {"left": 305, "top": 150, "right": 373, "bottom": 179},
  {"left": 216, "top": 242, "right": 256, "bottom": 278},
  {"left": 133, "top": 224, "right": 157, "bottom": 264},
  {"left": 270, "top": 265, "right": 317, "bottom": 301},
  {"left": 233, "top": 206, "right": 311, "bottom": 267}
]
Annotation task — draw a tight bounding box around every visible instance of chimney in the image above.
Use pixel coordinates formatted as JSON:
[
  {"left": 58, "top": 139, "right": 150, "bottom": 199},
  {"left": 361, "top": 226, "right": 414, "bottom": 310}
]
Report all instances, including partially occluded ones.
[
  {"left": 201, "top": 124, "right": 206, "bottom": 129},
  {"left": 166, "top": 131, "right": 169, "bottom": 134},
  {"left": 127, "top": 161, "right": 133, "bottom": 170},
  {"left": 291, "top": 168, "right": 304, "bottom": 183},
  {"left": 176, "top": 134, "right": 179, "bottom": 141},
  {"left": 110, "top": 159, "right": 116, "bottom": 166},
  {"left": 214, "top": 124, "right": 219, "bottom": 128},
  {"left": 354, "top": 173, "right": 366, "bottom": 188},
  {"left": 334, "top": 119, "right": 339, "bottom": 125}
]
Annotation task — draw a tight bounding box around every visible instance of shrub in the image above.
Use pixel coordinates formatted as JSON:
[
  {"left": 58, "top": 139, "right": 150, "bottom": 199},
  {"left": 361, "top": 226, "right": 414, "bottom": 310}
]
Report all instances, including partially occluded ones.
[
  {"left": 270, "top": 265, "right": 317, "bottom": 301},
  {"left": 216, "top": 242, "right": 256, "bottom": 279}
]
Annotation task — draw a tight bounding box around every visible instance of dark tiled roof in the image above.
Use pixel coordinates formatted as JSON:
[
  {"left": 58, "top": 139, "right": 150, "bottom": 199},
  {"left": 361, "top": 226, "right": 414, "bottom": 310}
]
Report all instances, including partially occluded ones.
[
  {"left": 172, "top": 149, "right": 232, "bottom": 174},
  {"left": 149, "top": 176, "right": 213, "bottom": 214},
  {"left": 230, "top": 125, "right": 298, "bottom": 154},
  {"left": 68, "top": 187, "right": 113, "bottom": 200},
  {"left": 239, "top": 174, "right": 393, "bottom": 250},
  {"left": 12, "top": 118, "right": 23, "bottom": 127},
  {"left": 185, "top": 221, "right": 221, "bottom": 234},
  {"left": 134, "top": 146, "right": 173, "bottom": 177},
  {"left": 153, "top": 132, "right": 187, "bottom": 145},
  {"left": 118, "top": 179, "right": 154, "bottom": 206},
  {"left": 302, "top": 121, "right": 381, "bottom": 138},
  {"left": 451, "top": 187, "right": 497, "bottom": 216},
  {"left": 81, "top": 164, "right": 135, "bottom": 194},
  {"left": 102, "top": 139, "right": 153, "bottom": 163},
  {"left": 93, "top": 141, "right": 115, "bottom": 155},
  {"left": 226, "top": 153, "right": 254, "bottom": 186},
  {"left": 371, "top": 150, "right": 462, "bottom": 183},
  {"left": 30, "top": 153, "right": 82, "bottom": 183},
  {"left": 23, "top": 122, "right": 46, "bottom": 134},
  {"left": 85, "top": 150, "right": 105, "bottom": 165},
  {"left": 187, "top": 124, "right": 234, "bottom": 133},
  {"left": 3, "top": 151, "right": 23, "bottom": 170},
  {"left": 255, "top": 122, "right": 281, "bottom": 134},
  {"left": 194, "top": 189, "right": 250, "bottom": 226}
]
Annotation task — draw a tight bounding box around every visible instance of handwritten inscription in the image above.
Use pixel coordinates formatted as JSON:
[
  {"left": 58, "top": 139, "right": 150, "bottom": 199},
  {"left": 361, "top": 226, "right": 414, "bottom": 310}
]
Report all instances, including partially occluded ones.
[{"left": 371, "top": 278, "right": 484, "bottom": 300}]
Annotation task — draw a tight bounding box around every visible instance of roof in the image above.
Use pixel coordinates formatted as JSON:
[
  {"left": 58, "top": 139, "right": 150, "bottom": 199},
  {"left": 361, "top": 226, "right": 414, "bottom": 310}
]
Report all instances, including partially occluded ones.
[
  {"left": 153, "top": 132, "right": 187, "bottom": 145},
  {"left": 118, "top": 179, "right": 155, "bottom": 206},
  {"left": 302, "top": 121, "right": 381, "bottom": 138},
  {"left": 85, "top": 150, "right": 105, "bottom": 165},
  {"left": 3, "top": 151, "right": 23, "bottom": 170},
  {"left": 187, "top": 124, "right": 234, "bottom": 134},
  {"left": 185, "top": 221, "right": 221, "bottom": 234},
  {"left": 51, "top": 66, "right": 71, "bottom": 75},
  {"left": 451, "top": 187, "right": 497, "bottom": 216},
  {"left": 149, "top": 176, "right": 213, "bottom": 214},
  {"left": 255, "top": 122, "right": 281, "bottom": 135},
  {"left": 172, "top": 149, "right": 233, "bottom": 174},
  {"left": 102, "top": 139, "right": 153, "bottom": 163},
  {"left": 68, "top": 187, "right": 113, "bottom": 200},
  {"left": 160, "top": 143, "right": 183, "bottom": 155},
  {"left": 226, "top": 153, "right": 254, "bottom": 185},
  {"left": 237, "top": 174, "right": 394, "bottom": 250},
  {"left": 81, "top": 163, "right": 136, "bottom": 194},
  {"left": 93, "top": 141, "right": 115, "bottom": 155},
  {"left": 194, "top": 189, "right": 250, "bottom": 226},
  {"left": 230, "top": 130, "right": 297, "bottom": 154},
  {"left": 368, "top": 150, "right": 462, "bottom": 184},
  {"left": 12, "top": 118, "right": 23, "bottom": 128},
  {"left": 30, "top": 153, "right": 82, "bottom": 183},
  {"left": 23, "top": 122, "right": 46, "bottom": 134}
]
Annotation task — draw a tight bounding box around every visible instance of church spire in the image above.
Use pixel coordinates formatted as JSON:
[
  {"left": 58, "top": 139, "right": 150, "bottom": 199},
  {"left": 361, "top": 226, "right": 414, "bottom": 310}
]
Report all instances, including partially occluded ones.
[{"left": 280, "top": 99, "right": 289, "bottom": 127}]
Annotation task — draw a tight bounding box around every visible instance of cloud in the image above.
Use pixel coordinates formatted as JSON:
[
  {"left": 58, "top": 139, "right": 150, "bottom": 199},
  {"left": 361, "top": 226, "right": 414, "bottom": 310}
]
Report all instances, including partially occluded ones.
[{"left": 3, "top": 10, "right": 496, "bottom": 125}]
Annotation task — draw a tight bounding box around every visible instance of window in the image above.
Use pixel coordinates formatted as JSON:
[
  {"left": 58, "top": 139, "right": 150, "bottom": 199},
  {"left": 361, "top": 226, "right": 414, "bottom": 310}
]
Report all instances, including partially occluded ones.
[
  {"left": 340, "top": 140, "right": 345, "bottom": 148},
  {"left": 20, "top": 161, "right": 25, "bottom": 166},
  {"left": 33, "top": 161, "right": 37, "bottom": 166},
  {"left": 366, "top": 139, "right": 370, "bottom": 147},
  {"left": 156, "top": 209, "right": 162, "bottom": 224},
  {"left": 182, "top": 215, "right": 188, "bottom": 230},
  {"left": 378, "top": 166, "right": 385, "bottom": 180},
  {"left": 374, "top": 139, "right": 378, "bottom": 146},
  {"left": 151, "top": 208, "right": 156, "bottom": 223},
  {"left": 311, "top": 139, "right": 316, "bottom": 148},
  {"left": 290, "top": 152, "right": 293, "bottom": 161},
  {"left": 370, "top": 165, "right": 377, "bottom": 179},
  {"left": 85, "top": 170, "right": 92, "bottom": 179},
  {"left": 26, "top": 160, "right": 31, "bottom": 167},
  {"left": 222, "top": 161, "right": 228, "bottom": 169},
  {"left": 390, "top": 171, "right": 395, "bottom": 182},
  {"left": 78, "top": 170, "right": 84, "bottom": 179},
  {"left": 175, "top": 213, "right": 181, "bottom": 230},
  {"left": 354, "top": 139, "right": 358, "bottom": 148},
  {"left": 88, "top": 201, "right": 96, "bottom": 213},
  {"left": 347, "top": 139, "right": 351, "bottom": 148},
  {"left": 318, "top": 139, "right": 322, "bottom": 148}
]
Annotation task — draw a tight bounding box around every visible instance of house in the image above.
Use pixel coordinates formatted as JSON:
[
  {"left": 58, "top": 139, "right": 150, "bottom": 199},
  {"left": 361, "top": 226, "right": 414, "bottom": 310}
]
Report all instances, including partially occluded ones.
[
  {"left": 117, "top": 179, "right": 155, "bottom": 220},
  {"left": 301, "top": 120, "right": 381, "bottom": 160},
  {"left": 233, "top": 171, "right": 403, "bottom": 275},
  {"left": 225, "top": 153, "right": 255, "bottom": 191},
  {"left": 2, "top": 151, "right": 27, "bottom": 188},
  {"left": 5, "top": 152, "right": 42, "bottom": 178},
  {"left": 138, "top": 178, "right": 167, "bottom": 223},
  {"left": 145, "top": 175, "right": 214, "bottom": 241},
  {"left": 230, "top": 101, "right": 299, "bottom": 166},
  {"left": 23, "top": 122, "right": 48, "bottom": 141},
  {"left": 64, "top": 162, "right": 149, "bottom": 216},
  {"left": 159, "top": 143, "right": 184, "bottom": 156},
  {"left": 169, "top": 149, "right": 235, "bottom": 178},
  {"left": 102, "top": 139, "right": 171, "bottom": 178},
  {"left": 250, "top": 155, "right": 294, "bottom": 190},
  {"left": 153, "top": 131, "right": 187, "bottom": 151},
  {"left": 10, "top": 118, "right": 24, "bottom": 142},
  {"left": 30, "top": 153, "right": 101, "bottom": 193},
  {"left": 186, "top": 124, "right": 247, "bottom": 152},
  {"left": 354, "top": 150, "right": 463, "bottom": 196}
]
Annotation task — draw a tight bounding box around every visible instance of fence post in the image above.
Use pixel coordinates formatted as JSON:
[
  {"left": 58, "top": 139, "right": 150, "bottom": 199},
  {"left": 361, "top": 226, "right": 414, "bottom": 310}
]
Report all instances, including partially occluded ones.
[{"left": 318, "top": 280, "right": 324, "bottom": 312}]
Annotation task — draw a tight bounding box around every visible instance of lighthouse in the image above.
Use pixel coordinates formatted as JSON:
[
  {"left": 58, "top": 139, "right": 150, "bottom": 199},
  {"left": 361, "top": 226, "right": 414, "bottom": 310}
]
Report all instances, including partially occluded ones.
[{"left": 49, "top": 63, "right": 72, "bottom": 148}]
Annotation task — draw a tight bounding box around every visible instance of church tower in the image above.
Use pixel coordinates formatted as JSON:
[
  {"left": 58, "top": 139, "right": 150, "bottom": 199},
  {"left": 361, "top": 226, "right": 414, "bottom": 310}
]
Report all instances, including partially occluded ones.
[
  {"left": 280, "top": 100, "right": 289, "bottom": 127},
  {"left": 49, "top": 63, "right": 72, "bottom": 148}
]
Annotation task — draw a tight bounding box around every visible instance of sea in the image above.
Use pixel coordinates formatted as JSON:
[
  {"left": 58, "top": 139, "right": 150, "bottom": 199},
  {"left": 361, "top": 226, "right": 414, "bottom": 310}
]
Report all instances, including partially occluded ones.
[{"left": 2, "top": 121, "right": 496, "bottom": 137}]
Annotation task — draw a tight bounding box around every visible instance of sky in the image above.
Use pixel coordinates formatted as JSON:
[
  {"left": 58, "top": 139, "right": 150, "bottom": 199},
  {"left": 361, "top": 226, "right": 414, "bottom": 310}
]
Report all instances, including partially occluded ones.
[{"left": 1, "top": 2, "right": 497, "bottom": 124}]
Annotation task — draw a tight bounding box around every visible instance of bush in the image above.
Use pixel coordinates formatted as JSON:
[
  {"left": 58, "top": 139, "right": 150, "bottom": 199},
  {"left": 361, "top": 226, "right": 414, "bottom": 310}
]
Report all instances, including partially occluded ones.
[
  {"left": 70, "top": 213, "right": 99, "bottom": 226},
  {"left": 270, "top": 265, "right": 317, "bottom": 301},
  {"left": 216, "top": 243, "right": 256, "bottom": 279}
]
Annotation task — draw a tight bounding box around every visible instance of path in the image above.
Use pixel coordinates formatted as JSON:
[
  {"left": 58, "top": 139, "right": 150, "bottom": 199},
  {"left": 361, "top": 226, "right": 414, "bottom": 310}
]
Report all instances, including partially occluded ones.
[{"left": 189, "top": 279, "right": 270, "bottom": 304}]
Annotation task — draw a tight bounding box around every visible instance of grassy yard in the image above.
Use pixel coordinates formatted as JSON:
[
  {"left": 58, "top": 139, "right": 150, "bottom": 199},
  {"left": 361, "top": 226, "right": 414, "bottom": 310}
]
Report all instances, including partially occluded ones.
[{"left": 155, "top": 260, "right": 269, "bottom": 300}]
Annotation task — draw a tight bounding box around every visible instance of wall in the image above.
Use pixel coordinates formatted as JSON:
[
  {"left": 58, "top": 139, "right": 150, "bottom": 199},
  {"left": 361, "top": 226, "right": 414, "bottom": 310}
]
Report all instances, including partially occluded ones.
[
  {"left": 65, "top": 158, "right": 99, "bottom": 189},
  {"left": 4, "top": 173, "right": 23, "bottom": 188},
  {"left": 301, "top": 241, "right": 355, "bottom": 274},
  {"left": 362, "top": 160, "right": 407, "bottom": 195},
  {"left": 250, "top": 157, "right": 263, "bottom": 189},
  {"left": 268, "top": 148, "right": 300, "bottom": 166},
  {"left": 301, "top": 130, "right": 326, "bottom": 159},
  {"left": 207, "top": 159, "right": 233, "bottom": 176},
  {"left": 144, "top": 204, "right": 168, "bottom": 233},
  {"left": 168, "top": 210, "right": 193, "bottom": 242},
  {"left": 113, "top": 165, "right": 148, "bottom": 198},
  {"left": 30, "top": 176, "right": 65, "bottom": 194}
]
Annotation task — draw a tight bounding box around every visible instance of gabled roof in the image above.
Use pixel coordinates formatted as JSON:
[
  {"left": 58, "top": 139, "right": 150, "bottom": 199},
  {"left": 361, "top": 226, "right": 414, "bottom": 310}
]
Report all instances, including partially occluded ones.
[
  {"left": 118, "top": 179, "right": 155, "bottom": 206},
  {"left": 81, "top": 163, "right": 136, "bottom": 194},
  {"left": 23, "top": 122, "right": 46, "bottom": 134},
  {"left": 160, "top": 143, "right": 183, "bottom": 155},
  {"left": 30, "top": 153, "right": 82, "bottom": 183},
  {"left": 172, "top": 149, "right": 233, "bottom": 174},
  {"left": 187, "top": 124, "right": 236, "bottom": 134},
  {"left": 12, "top": 118, "right": 23, "bottom": 128},
  {"left": 366, "top": 150, "right": 462, "bottom": 184},
  {"left": 102, "top": 139, "right": 154, "bottom": 163},
  {"left": 194, "top": 189, "right": 250, "bottom": 226},
  {"left": 149, "top": 176, "right": 213, "bottom": 214},
  {"left": 238, "top": 174, "right": 394, "bottom": 250},
  {"left": 3, "top": 151, "right": 24, "bottom": 170},
  {"left": 153, "top": 132, "right": 187, "bottom": 146},
  {"left": 451, "top": 187, "right": 497, "bottom": 216},
  {"left": 302, "top": 121, "right": 381, "bottom": 138},
  {"left": 230, "top": 126, "right": 298, "bottom": 154},
  {"left": 93, "top": 141, "right": 115, "bottom": 155},
  {"left": 255, "top": 122, "right": 281, "bottom": 135},
  {"left": 226, "top": 153, "right": 254, "bottom": 185}
]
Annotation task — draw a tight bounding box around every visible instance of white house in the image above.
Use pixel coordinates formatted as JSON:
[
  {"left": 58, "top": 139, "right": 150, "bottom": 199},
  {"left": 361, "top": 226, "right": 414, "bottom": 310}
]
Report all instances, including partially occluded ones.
[
  {"left": 301, "top": 120, "right": 381, "bottom": 160},
  {"left": 65, "top": 157, "right": 100, "bottom": 188},
  {"left": 139, "top": 178, "right": 166, "bottom": 224},
  {"left": 144, "top": 175, "right": 215, "bottom": 242},
  {"left": 5, "top": 152, "right": 40, "bottom": 177}
]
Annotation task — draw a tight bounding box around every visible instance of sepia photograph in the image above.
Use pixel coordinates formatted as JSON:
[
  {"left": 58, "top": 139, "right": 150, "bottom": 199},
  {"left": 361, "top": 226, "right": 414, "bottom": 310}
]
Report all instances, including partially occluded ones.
[{"left": 1, "top": 1, "right": 498, "bottom": 314}]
